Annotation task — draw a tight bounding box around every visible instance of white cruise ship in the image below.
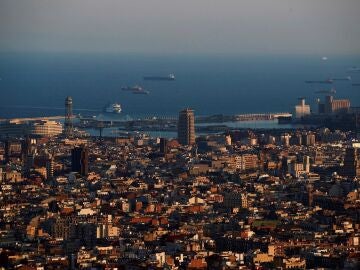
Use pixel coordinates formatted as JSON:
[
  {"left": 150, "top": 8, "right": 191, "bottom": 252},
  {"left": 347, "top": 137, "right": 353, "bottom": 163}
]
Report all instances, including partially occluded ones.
[{"left": 104, "top": 103, "right": 122, "bottom": 114}]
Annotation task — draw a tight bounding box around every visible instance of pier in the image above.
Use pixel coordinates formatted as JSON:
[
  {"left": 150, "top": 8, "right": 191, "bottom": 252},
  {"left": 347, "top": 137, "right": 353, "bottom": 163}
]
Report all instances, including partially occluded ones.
[
  {"left": 196, "top": 112, "right": 292, "bottom": 123},
  {"left": 0, "top": 116, "right": 66, "bottom": 122},
  {"left": 234, "top": 112, "right": 292, "bottom": 121}
]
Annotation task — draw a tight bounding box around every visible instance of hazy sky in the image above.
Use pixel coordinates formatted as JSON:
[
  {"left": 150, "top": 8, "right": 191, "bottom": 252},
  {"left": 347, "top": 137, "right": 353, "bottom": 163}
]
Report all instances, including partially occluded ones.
[{"left": 0, "top": 0, "right": 359, "bottom": 55}]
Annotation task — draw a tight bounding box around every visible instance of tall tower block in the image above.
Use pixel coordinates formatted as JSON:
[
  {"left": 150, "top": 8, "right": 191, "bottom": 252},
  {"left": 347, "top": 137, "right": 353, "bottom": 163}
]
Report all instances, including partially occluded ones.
[
  {"left": 178, "top": 108, "right": 195, "bottom": 146},
  {"left": 71, "top": 146, "right": 89, "bottom": 176},
  {"left": 64, "top": 96, "right": 73, "bottom": 137}
]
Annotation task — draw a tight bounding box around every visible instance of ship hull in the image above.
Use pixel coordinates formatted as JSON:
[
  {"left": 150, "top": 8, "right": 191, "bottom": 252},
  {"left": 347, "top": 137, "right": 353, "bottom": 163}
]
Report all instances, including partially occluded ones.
[
  {"left": 143, "top": 76, "right": 175, "bottom": 81},
  {"left": 132, "top": 91, "right": 149, "bottom": 95}
]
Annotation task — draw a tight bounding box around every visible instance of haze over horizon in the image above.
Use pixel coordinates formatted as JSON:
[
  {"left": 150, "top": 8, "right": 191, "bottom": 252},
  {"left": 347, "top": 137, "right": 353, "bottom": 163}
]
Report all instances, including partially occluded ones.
[{"left": 1, "top": 0, "right": 360, "bottom": 55}]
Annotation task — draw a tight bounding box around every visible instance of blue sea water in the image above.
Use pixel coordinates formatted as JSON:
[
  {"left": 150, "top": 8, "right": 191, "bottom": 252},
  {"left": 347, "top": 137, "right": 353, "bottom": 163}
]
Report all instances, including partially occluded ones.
[{"left": 0, "top": 53, "right": 359, "bottom": 119}]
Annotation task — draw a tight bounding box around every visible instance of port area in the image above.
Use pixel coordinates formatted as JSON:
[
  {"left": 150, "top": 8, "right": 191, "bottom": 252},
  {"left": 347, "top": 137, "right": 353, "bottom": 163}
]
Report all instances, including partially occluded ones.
[
  {"left": 196, "top": 112, "right": 292, "bottom": 122},
  {"left": 77, "top": 112, "right": 294, "bottom": 134}
]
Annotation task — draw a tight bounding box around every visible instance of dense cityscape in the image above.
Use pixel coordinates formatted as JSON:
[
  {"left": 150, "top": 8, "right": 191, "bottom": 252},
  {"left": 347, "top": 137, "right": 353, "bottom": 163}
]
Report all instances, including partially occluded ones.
[
  {"left": 0, "top": 92, "right": 359, "bottom": 269},
  {"left": 1, "top": 1, "right": 360, "bottom": 269}
]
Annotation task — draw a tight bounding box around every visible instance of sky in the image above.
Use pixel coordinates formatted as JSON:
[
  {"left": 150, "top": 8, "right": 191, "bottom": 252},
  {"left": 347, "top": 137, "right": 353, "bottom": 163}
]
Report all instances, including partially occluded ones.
[{"left": 0, "top": 0, "right": 359, "bottom": 55}]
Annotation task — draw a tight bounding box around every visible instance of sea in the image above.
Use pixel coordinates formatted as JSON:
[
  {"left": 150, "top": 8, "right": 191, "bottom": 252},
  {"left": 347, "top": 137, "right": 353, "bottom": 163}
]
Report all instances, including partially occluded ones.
[{"left": 0, "top": 53, "right": 359, "bottom": 120}]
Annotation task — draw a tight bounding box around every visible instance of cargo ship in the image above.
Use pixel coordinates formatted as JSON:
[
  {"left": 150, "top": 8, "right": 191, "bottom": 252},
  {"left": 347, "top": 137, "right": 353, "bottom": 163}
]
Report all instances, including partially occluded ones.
[
  {"left": 315, "top": 88, "right": 336, "bottom": 94},
  {"left": 121, "top": 85, "right": 143, "bottom": 91},
  {"left": 305, "top": 79, "right": 333, "bottom": 84},
  {"left": 143, "top": 73, "right": 175, "bottom": 81},
  {"left": 348, "top": 66, "right": 360, "bottom": 73},
  {"left": 331, "top": 76, "right": 351, "bottom": 81},
  {"left": 132, "top": 89, "right": 150, "bottom": 95}
]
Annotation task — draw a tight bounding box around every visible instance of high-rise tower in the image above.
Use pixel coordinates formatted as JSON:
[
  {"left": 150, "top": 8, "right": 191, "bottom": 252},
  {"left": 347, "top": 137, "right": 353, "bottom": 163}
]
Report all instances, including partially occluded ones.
[
  {"left": 178, "top": 108, "right": 195, "bottom": 145},
  {"left": 306, "top": 184, "right": 314, "bottom": 207},
  {"left": 46, "top": 153, "right": 54, "bottom": 181},
  {"left": 356, "top": 113, "right": 360, "bottom": 140},
  {"left": 71, "top": 146, "right": 89, "bottom": 176},
  {"left": 159, "top": 138, "right": 168, "bottom": 155},
  {"left": 342, "top": 147, "right": 360, "bottom": 178},
  {"left": 64, "top": 96, "right": 73, "bottom": 137}
]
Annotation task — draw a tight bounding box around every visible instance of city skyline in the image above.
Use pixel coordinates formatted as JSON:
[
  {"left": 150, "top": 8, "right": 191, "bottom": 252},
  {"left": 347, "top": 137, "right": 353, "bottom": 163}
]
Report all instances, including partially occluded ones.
[{"left": 0, "top": 1, "right": 360, "bottom": 269}]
